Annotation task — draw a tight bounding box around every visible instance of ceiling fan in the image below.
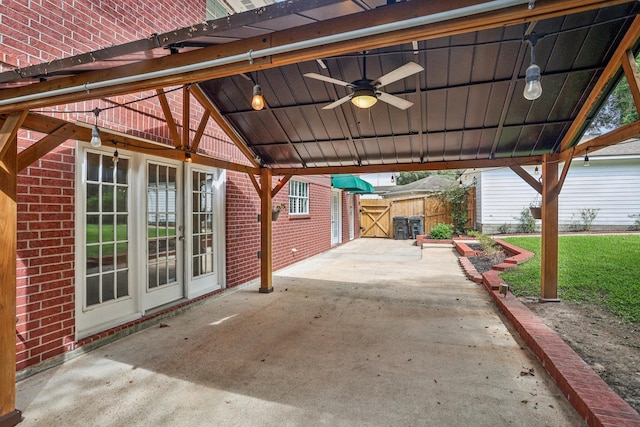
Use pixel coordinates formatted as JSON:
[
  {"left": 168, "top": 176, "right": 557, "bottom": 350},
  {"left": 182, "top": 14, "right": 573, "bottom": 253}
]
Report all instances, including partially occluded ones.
[{"left": 304, "top": 57, "right": 424, "bottom": 110}]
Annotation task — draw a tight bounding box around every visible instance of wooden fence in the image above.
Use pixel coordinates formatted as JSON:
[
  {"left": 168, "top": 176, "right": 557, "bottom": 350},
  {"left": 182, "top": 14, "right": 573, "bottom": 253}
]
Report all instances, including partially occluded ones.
[{"left": 359, "top": 188, "right": 476, "bottom": 239}]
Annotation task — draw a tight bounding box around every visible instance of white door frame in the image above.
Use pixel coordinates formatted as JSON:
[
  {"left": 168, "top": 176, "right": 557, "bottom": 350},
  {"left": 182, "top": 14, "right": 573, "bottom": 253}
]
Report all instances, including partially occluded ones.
[
  {"left": 348, "top": 194, "right": 355, "bottom": 240},
  {"left": 331, "top": 189, "right": 342, "bottom": 245},
  {"left": 184, "top": 165, "right": 226, "bottom": 299}
]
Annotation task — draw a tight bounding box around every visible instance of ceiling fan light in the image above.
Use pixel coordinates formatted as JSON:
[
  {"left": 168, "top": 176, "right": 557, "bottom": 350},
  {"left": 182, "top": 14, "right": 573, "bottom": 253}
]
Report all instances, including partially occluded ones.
[{"left": 351, "top": 88, "right": 377, "bottom": 109}]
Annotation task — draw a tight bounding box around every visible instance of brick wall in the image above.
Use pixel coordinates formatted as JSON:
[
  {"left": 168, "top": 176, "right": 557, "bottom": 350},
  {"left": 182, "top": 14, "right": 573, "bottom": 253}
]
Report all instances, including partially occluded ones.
[
  {"left": 7, "top": 1, "right": 222, "bottom": 371},
  {"left": 15, "top": 132, "right": 76, "bottom": 370},
  {"left": 6, "top": 1, "right": 352, "bottom": 373},
  {"left": 226, "top": 173, "right": 335, "bottom": 287}
]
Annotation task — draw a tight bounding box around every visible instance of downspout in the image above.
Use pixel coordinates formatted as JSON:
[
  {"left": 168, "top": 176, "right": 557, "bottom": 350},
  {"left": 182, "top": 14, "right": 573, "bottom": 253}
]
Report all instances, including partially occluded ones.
[{"left": 0, "top": 0, "right": 532, "bottom": 107}]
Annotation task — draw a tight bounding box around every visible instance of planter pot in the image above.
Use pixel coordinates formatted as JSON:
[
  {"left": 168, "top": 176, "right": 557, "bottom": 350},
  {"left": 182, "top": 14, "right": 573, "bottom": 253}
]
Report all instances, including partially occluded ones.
[
  {"left": 530, "top": 207, "right": 542, "bottom": 219},
  {"left": 272, "top": 210, "right": 280, "bottom": 221}
]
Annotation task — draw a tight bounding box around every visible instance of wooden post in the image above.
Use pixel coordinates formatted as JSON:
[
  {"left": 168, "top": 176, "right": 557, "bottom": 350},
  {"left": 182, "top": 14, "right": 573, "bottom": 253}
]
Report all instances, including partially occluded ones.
[
  {"left": 0, "top": 135, "right": 21, "bottom": 426},
  {"left": 540, "top": 155, "right": 560, "bottom": 302},
  {"left": 259, "top": 168, "right": 273, "bottom": 293},
  {"left": 0, "top": 111, "right": 26, "bottom": 427}
]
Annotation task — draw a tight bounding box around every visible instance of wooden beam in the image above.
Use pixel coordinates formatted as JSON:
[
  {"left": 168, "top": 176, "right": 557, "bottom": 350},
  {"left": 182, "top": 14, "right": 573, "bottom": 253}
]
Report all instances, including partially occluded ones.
[
  {"left": 0, "top": 0, "right": 630, "bottom": 113},
  {"left": 540, "top": 154, "right": 560, "bottom": 301},
  {"left": 190, "top": 110, "right": 210, "bottom": 152},
  {"left": 182, "top": 86, "right": 190, "bottom": 150},
  {"left": 271, "top": 174, "right": 292, "bottom": 198},
  {"left": 0, "top": 111, "right": 28, "bottom": 163},
  {"left": 17, "top": 123, "right": 79, "bottom": 172},
  {"left": 509, "top": 165, "right": 542, "bottom": 194},
  {"left": 156, "top": 89, "right": 181, "bottom": 148},
  {"left": 190, "top": 84, "right": 260, "bottom": 168},
  {"left": 556, "top": 150, "right": 574, "bottom": 194},
  {"left": 563, "top": 120, "right": 640, "bottom": 160},
  {"left": 560, "top": 14, "right": 640, "bottom": 151},
  {"left": 622, "top": 49, "right": 640, "bottom": 113},
  {"left": 248, "top": 173, "right": 261, "bottom": 196},
  {"left": 9, "top": 112, "right": 259, "bottom": 175},
  {"left": 0, "top": 132, "right": 20, "bottom": 425},
  {"left": 273, "top": 155, "right": 542, "bottom": 176},
  {"left": 259, "top": 168, "right": 273, "bottom": 294}
]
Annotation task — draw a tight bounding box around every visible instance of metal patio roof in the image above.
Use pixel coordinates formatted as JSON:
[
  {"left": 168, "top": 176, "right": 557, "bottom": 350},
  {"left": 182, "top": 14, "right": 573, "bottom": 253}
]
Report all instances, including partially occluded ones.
[{"left": 1, "top": 0, "right": 640, "bottom": 174}]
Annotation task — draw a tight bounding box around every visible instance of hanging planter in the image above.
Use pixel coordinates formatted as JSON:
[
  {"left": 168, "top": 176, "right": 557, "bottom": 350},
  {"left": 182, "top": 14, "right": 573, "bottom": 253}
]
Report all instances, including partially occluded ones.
[
  {"left": 272, "top": 203, "right": 286, "bottom": 221},
  {"left": 529, "top": 206, "right": 542, "bottom": 219}
]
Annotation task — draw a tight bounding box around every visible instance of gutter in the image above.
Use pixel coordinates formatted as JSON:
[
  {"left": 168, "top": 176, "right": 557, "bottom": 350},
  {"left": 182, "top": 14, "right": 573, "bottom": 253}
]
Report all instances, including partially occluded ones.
[{"left": 0, "top": 0, "right": 532, "bottom": 108}]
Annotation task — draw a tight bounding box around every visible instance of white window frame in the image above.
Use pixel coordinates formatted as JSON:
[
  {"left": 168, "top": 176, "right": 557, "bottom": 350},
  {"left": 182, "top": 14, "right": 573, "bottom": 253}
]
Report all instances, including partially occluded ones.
[{"left": 289, "top": 180, "right": 309, "bottom": 215}]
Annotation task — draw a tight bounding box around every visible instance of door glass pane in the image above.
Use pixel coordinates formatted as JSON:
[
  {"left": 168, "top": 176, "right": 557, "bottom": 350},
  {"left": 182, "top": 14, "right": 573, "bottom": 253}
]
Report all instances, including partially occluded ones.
[
  {"left": 103, "top": 272, "right": 115, "bottom": 302},
  {"left": 116, "top": 158, "right": 128, "bottom": 184},
  {"left": 102, "top": 185, "right": 114, "bottom": 212},
  {"left": 86, "top": 276, "right": 100, "bottom": 306},
  {"left": 84, "top": 152, "right": 129, "bottom": 309},
  {"left": 191, "top": 170, "right": 217, "bottom": 279},
  {"left": 117, "top": 271, "right": 129, "bottom": 298},
  {"left": 147, "top": 163, "right": 179, "bottom": 290}
]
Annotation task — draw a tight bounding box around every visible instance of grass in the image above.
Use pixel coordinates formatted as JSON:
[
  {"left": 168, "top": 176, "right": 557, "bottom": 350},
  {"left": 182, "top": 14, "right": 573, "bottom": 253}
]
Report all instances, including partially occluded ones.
[{"left": 501, "top": 235, "right": 640, "bottom": 323}]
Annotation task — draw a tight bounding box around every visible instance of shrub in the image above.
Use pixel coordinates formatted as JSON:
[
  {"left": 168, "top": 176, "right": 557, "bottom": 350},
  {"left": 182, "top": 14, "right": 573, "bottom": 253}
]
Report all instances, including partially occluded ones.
[
  {"left": 429, "top": 223, "right": 453, "bottom": 240},
  {"left": 515, "top": 207, "right": 536, "bottom": 233},
  {"left": 629, "top": 213, "right": 640, "bottom": 231},
  {"left": 497, "top": 223, "right": 511, "bottom": 234},
  {"left": 435, "top": 185, "right": 469, "bottom": 235},
  {"left": 580, "top": 208, "right": 599, "bottom": 231},
  {"left": 468, "top": 230, "right": 502, "bottom": 260}
]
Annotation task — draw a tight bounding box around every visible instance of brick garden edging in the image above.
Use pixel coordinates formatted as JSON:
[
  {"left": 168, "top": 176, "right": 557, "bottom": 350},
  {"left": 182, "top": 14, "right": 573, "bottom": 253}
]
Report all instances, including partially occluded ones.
[{"left": 455, "top": 238, "right": 640, "bottom": 427}]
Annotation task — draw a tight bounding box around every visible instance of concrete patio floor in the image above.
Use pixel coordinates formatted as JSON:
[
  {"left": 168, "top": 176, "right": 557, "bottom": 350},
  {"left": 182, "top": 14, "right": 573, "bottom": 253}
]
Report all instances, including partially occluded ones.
[{"left": 15, "top": 239, "right": 584, "bottom": 426}]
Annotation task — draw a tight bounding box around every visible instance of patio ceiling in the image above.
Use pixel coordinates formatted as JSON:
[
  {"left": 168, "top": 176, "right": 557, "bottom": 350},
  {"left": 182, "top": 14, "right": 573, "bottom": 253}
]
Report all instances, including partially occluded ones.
[{"left": 1, "top": 0, "right": 640, "bottom": 175}]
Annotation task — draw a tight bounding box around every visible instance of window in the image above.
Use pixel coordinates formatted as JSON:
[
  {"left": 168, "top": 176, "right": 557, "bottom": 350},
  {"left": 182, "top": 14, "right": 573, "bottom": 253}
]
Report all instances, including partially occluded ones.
[
  {"left": 289, "top": 180, "right": 309, "bottom": 215},
  {"left": 205, "top": 0, "right": 231, "bottom": 20}
]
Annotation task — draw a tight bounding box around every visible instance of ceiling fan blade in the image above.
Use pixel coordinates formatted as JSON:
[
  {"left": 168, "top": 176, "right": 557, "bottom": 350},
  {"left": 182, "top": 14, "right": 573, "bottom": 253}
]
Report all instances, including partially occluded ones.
[
  {"left": 322, "top": 95, "right": 352, "bottom": 110},
  {"left": 303, "top": 72, "right": 352, "bottom": 87},
  {"left": 372, "top": 62, "right": 424, "bottom": 88},
  {"left": 377, "top": 92, "right": 414, "bottom": 110}
]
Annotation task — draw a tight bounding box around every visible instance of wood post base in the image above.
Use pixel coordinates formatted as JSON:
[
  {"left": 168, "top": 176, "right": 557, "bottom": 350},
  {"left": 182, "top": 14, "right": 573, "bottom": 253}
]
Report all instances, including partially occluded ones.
[{"left": 0, "top": 409, "right": 22, "bottom": 427}]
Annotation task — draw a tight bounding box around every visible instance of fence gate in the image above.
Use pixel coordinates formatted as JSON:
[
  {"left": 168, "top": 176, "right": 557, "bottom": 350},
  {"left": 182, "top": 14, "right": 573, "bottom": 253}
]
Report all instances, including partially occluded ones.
[
  {"left": 360, "top": 189, "right": 476, "bottom": 239},
  {"left": 360, "top": 200, "right": 392, "bottom": 238}
]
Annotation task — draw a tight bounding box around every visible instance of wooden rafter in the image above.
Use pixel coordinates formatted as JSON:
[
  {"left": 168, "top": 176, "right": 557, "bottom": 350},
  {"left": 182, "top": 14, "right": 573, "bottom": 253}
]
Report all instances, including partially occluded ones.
[
  {"left": 271, "top": 175, "right": 292, "bottom": 198},
  {"left": 562, "top": 120, "right": 640, "bottom": 160},
  {"left": 556, "top": 152, "right": 573, "bottom": 194},
  {"left": 0, "top": 0, "right": 630, "bottom": 114},
  {"left": 509, "top": 165, "right": 542, "bottom": 194},
  {"left": 622, "top": 49, "right": 640, "bottom": 113},
  {"left": 2, "top": 112, "right": 259, "bottom": 175},
  {"left": 182, "top": 86, "right": 190, "bottom": 150},
  {"left": 0, "top": 111, "right": 28, "bottom": 163},
  {"left": 191, "top": 111, "right": 210, "bottom": 152},
  {"left": 17, "top": 123, "right": 79, "bottom": 172},
  {"left": 248, "top": 173, "right": 261, "bottom": 196},
  {"left": 273, "top": 155, "right": 542, "bottom": 176},
  {"left": 560, "top": 13, "right": 640, "bottom": 152},
  {"left": 156, "top": 88, "right": 181, "bottom": 147},
  {"left": 190, "top": 84, "right": 260, "bottom": 168}
]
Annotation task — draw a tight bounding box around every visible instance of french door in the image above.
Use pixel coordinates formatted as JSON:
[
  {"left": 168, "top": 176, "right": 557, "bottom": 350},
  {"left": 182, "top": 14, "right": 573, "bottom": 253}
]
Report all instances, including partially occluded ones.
[
  {"left": 77, "top": 147, "right": 225, "bottom": 338},
  {"left": 144, "top": 161, "right": 184, "bottom": 310},
  {"left": 184, "top": 166, "right": 225, "bottom": 298}
]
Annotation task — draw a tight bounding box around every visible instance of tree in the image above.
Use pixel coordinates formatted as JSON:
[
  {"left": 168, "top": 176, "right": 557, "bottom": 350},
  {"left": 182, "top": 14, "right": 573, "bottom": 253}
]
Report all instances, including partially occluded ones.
[
  {"left": 395, "top": 170, "right": 463, "bottom": 185},
  {"left": 587, "top": 55, "right": 639, "bottom": 133}
]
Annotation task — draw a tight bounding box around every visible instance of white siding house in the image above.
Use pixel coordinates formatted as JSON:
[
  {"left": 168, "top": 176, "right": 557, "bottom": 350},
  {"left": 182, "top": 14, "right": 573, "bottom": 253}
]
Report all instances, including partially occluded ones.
[{"left": 469, "top": 140, "right": 640, "bottom": 234}]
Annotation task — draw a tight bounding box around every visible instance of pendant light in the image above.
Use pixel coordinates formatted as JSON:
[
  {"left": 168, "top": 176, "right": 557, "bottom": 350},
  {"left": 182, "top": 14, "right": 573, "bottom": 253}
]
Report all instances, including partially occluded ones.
[
  {"left": 251, "top": 72, "right": 264, "bottom": 111},
  {"left": 90, "top": 108, "right": 102, "bottom": 147},
  {"left": 523, "top": 34, "right": 542, "bottom": 101}
]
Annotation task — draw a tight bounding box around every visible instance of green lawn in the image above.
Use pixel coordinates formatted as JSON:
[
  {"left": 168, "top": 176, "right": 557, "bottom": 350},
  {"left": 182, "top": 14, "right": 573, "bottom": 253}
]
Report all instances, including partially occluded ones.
[{"left": 501, "top": 235, "right": 640, "bottom": 323}]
